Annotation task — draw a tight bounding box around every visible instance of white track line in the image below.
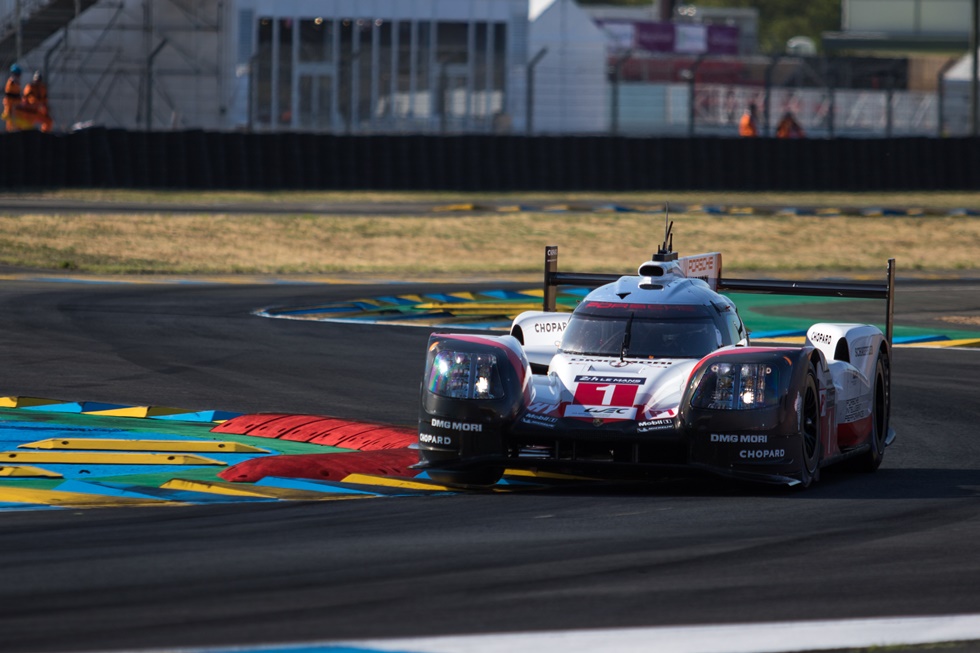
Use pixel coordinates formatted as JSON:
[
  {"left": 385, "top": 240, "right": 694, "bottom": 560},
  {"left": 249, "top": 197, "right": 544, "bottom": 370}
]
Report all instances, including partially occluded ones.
[{"left": 335, "top": 614, "right": 980, "bottom": 653}]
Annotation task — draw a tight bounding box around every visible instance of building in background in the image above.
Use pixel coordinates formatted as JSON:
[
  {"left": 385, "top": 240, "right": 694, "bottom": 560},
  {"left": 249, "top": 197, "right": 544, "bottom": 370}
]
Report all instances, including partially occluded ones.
[
  {"left": 0, "top": 0, "right": 971, "bottom": 136},
  {"left": 529, "top": 0, "right": 609, "bottom": 133},
  {"left": 5, "top": 0, "right": 598, "bottom": 134}
]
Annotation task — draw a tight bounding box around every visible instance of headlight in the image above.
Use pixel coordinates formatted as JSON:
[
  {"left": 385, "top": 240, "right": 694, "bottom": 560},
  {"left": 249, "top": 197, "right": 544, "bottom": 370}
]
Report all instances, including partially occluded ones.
[
  {"left": 426, "top": 350, "right": 504, "bottom": 400},
  {"left": 691, "top": 362, "right": 779, "bottom": 410}
]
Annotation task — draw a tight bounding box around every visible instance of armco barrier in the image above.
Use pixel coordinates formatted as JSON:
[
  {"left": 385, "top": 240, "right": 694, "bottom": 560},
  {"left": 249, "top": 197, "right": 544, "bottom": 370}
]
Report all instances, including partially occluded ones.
[{"left": 2, "top": 128, "right": 980, "bottom": 191}]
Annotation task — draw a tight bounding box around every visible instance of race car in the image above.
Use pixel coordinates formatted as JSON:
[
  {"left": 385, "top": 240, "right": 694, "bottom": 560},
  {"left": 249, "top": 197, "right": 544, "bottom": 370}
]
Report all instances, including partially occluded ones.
[{"left": 416, "top": 231, "right": 896, "bottom": 488}]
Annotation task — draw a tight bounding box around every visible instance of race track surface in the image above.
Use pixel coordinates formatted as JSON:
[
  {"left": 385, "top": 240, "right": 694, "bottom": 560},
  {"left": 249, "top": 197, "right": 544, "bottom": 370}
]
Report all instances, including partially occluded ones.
[{"left": 0, "top": 278, "right": 978, "bottom": 653}]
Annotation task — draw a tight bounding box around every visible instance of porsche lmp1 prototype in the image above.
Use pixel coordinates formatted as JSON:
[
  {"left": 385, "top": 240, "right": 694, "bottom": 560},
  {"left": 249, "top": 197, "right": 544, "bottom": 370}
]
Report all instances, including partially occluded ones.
[{"left": 416, "top": 233, "right": 896, "bottom": 488}]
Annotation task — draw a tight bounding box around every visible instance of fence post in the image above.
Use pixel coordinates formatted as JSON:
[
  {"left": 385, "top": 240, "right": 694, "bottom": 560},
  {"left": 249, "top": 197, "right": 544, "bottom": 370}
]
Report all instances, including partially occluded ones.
[
  {"left": 610, "top": 50, "right": 631, "bottom": 136},
  {"left": 526, "top": 47, "right": 548, "bottom": 135}
]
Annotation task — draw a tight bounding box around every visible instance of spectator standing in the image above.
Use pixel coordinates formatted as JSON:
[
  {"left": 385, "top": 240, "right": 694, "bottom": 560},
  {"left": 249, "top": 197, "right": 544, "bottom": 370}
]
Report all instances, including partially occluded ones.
[
  {"left": 23, "top": 71, "right": 53, "bottom": 132},
  {"left": 776, "top": 111, "right": 805, "bottom": 139},
  {"left": 738, "top": 103, "right": 758, "bottom": 137},
  {"left": 3, "top": 64, "right": 22, "bottom": 132}
]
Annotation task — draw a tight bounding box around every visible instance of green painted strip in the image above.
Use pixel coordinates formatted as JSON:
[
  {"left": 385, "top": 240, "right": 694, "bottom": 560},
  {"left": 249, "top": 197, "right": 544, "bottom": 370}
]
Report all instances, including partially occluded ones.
[{"left": 97, "top": 467, "right": 226, "bottom": 487}]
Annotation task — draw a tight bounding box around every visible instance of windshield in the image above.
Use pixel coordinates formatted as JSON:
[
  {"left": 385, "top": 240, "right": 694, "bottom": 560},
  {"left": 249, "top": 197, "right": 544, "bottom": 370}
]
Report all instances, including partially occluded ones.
[{"left": 559, "top": 312, "right": 724, "bottom": 359}]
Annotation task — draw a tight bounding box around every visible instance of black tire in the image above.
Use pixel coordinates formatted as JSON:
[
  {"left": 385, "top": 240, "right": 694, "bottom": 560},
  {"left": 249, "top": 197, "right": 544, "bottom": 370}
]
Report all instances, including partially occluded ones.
[
  {"left": 798, "top": 368, "right": 822, "bottom": 488},
  {"left": 855, "top": 349, "right": 890, "bottom": 472},
  {"left": 427, "top": 467, "right": 503, "bottom": 487}
]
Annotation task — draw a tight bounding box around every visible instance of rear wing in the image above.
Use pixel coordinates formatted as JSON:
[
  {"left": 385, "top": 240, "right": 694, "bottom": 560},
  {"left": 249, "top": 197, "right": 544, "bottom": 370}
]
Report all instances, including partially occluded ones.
[{"left": 542, "top": 245, "right": 896, "bottom": 346}]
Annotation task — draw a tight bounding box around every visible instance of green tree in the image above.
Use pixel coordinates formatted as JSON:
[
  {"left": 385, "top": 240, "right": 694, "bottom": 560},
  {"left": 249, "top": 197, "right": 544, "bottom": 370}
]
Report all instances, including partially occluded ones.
[{"left": 695, "top": 0, "right": 840, "bottom": 52}]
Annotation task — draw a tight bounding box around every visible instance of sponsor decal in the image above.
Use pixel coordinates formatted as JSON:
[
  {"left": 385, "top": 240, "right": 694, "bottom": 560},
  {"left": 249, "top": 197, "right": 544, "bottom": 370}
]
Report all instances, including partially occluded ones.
[
  {"left": 419, "top": 432, "right": 454, "bottom": 446},
  {"left": 575, "top": 375, "right": 644, "bottom": 385},
  {"left": 810, "top": 332, "right": 832, "bottom": 345},
  {"left": 564, "top": 405, "right": 638, "bottom": 420},
  {"left": 683, "top": 255, "right": 717, "bottom": 274},
  {"left": 843, "top": 397, "right": 865, "bottom": 423},
  {"left": 609, "top": 360, "right": 630, "bottom": 368},
  {"left": 431, "top": 418, "right": 483, "bottom": 432},
  {"left": 637, "top": 418, "right": 674, "bottom": 433},
  {"left": 854, "top": 345, "right": 873, "bottom": 357},
  {"left": 570, "top": 357, "right": 670, "bottom": 366},
  {"left": 739, "top": 449, "right": 785, "bottom": 459},
  {"left": 642, "top": 407, "right": 678, "bottom": 420},
  {"left": 533, "top": 321, "right": 566, "bottom": 334},
  {"left": 526, "top": 402, "right": 561, "bottom": 415},
  {"left": 521, "top": 412, "right": 558, "bottom": 428},
  {"left": 583, "top": 302, "right": 698, "bottom": 313},
  {"left": 710, "top": 434, "right": 769, "bottom": 443}
]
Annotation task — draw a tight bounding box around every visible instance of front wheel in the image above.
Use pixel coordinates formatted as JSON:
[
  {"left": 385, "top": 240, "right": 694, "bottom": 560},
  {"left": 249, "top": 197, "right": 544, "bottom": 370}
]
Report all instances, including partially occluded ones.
[
  {"left": 798, "top": 368, "right": 822, "bottom": 488},
  {"left": 427, "top": 467, "right": 503, "bottom": 487}
]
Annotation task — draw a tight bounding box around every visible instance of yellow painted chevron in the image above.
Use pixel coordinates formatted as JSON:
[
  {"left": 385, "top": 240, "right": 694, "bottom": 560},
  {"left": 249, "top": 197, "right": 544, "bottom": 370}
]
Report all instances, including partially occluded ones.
[
  {"left": 517, "top": 288, "right": 545, "bottom": 298},
  {"left": 82, "top": 405, "right": 190, "bottom": 418},
  {"left": 904, "top": 338, "right": 980, "bottom": 348},
  {"left": 160, "top": 478, "right": 366, "bottom": 501},
  {"left": 0, "top": 396, "right": 62, "bottom": 408},
  {"left": 84, "top": 406, "right": 153, "bottom": 418},
  {"left": 0, "top": 465, "right": 63, "bottom": 478},
  {"left": 0, "top": 486, "right": 177, "bottom": 507},
  {"left": 342, "top": 473, "right": 452, "bottom": 491},
  {"left": 503, "top": 468, "right": 598, "bottom": 481},
  {"left": 19, "top": 439, "right": 269, "bottom": 454},
  {"left": 0, "top": 451, "right": 227, "bottom": 466},
  {"left": 412, "top": 303, "right": 539, "bottom": 314},
  {"left": 443, "top": 292, "right": 478, "bottom": 301},
  {"left": 760, "top": 336, "right": 808, "bottom": 344}
]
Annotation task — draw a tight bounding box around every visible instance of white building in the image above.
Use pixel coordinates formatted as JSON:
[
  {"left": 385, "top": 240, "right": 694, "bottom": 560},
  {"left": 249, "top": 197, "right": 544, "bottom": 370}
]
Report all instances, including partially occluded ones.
[{"left": 5, "top": 0, "right": 608, "bottom": 134}]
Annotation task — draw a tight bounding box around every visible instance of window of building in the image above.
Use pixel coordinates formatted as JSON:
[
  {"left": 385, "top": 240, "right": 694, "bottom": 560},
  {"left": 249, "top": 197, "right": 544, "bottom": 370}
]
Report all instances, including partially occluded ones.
[{"left": 252, "top": 14, "right": 508, "bottom": 132}]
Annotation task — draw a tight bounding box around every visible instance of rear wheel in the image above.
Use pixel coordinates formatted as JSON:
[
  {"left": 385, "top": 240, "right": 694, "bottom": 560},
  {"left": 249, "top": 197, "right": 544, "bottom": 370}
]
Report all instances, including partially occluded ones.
[
  {"left": 855, "top": 350, "right": 890, "bottom": 472},
  {"left": 798, "top": 368, "right": 822, "bottom": 488},
  {"left": 427, "top": 467, "right": 503, "bottom": 487}
]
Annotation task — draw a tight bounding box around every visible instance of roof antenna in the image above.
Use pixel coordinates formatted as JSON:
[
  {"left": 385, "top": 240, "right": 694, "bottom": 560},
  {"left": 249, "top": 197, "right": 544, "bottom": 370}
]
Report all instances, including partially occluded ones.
[{"left": 653, "top": 203, "right": 678, "bottom": 262}]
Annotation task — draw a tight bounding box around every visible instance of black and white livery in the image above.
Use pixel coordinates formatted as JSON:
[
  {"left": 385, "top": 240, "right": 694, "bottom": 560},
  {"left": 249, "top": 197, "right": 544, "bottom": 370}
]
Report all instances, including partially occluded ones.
[{"left": 416, "top": 233, "right": 896, "bottom": 488}]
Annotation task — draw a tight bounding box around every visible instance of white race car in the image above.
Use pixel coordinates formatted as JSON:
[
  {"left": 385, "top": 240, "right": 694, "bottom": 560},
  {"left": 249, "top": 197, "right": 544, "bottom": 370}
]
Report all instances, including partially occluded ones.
[{"left": 416, "top": 230, "right": 895, "bottom": 488}]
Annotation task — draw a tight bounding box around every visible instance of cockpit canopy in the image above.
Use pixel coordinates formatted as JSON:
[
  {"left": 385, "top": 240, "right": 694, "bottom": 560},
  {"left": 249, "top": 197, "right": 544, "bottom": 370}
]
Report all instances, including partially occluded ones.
[{"left": 559, "top": 301, "right": 733, "bottom": 359}]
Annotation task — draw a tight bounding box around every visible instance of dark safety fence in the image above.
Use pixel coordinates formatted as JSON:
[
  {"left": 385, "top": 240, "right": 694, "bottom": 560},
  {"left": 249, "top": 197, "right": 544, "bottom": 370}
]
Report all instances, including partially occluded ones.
[{"left": 2, "top": 128, "right": 979, "bottom": 191}]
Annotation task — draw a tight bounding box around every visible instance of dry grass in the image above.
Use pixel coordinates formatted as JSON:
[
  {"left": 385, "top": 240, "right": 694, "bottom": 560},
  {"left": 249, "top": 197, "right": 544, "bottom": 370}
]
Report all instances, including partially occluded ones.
[
  {"left": 0, "top": 210, "right": 977, "bottom": 276},
  {"left": 9, "top": 188, "right": 980, "bottom": 210}
]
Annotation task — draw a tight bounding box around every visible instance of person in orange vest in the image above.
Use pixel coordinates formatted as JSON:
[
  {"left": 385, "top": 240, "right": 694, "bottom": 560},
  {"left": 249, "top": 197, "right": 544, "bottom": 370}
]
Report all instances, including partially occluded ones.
[
  {"left": 22, "top": 71, "right": 53, "bottom": 132},
  {"left": 776, "top": 111, "right": 805, "bottom": 139},
  {"left": 738, "top": 103, "right": 758, "bottom": 137},
  {"left": 3, "top": 64, "right": 22, "bottom": 132}
]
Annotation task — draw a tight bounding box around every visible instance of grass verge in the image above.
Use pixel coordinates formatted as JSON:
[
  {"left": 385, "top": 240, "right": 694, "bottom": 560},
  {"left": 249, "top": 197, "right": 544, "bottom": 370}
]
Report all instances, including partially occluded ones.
[{"left": 1, "top": 191, "right": 978, "bottom": 276}]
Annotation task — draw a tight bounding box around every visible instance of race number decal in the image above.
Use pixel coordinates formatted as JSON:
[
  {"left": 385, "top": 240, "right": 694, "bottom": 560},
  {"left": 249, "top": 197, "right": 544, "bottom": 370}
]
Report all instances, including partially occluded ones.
[{"left": 572, "top": 376, "right": 642, "bottom": 407}]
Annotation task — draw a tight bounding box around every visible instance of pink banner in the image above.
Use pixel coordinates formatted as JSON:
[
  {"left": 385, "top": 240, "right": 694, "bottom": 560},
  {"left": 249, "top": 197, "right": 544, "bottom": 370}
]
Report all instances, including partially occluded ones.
[{"left": 597, "top": 20, "right": 740, "bottom": 56}]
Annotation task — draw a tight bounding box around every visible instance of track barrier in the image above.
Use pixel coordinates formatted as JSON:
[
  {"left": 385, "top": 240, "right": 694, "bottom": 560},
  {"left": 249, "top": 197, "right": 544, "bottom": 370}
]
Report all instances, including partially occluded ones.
[{"left": 4, "top": 129, "right": 980, "bottom": 191}]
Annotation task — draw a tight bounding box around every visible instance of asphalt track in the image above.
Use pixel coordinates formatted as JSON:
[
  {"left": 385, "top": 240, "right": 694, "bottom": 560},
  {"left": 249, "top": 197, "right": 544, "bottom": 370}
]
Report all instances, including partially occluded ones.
[{"left": 0, "top": 277, "right": 979, "bottom": 653}]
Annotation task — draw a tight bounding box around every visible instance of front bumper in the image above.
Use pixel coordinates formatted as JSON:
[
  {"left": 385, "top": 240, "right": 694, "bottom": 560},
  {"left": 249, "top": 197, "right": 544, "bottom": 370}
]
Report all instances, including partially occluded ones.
[{"left": 417, "top": 404, "right": 806, "bottom": 486}]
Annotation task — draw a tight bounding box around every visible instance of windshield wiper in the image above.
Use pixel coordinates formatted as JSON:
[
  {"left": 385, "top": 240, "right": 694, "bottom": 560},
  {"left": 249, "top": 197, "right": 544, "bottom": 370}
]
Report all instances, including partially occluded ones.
[{"left": 620, "top": 312, "right": 634, "bottom": 361}]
